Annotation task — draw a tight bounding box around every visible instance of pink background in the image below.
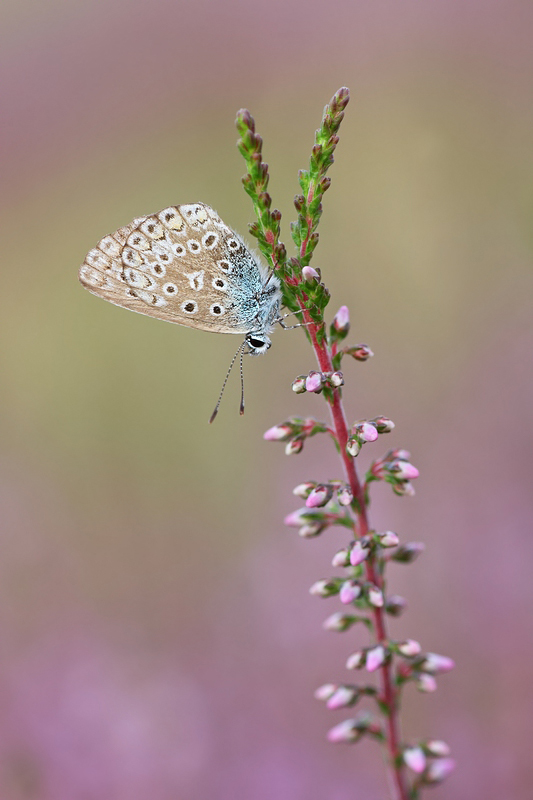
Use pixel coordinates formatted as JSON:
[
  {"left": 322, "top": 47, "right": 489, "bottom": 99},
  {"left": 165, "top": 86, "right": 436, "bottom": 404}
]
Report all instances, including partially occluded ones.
[{"left": 1, "top": 1, "right": 532, "bottom": 798}]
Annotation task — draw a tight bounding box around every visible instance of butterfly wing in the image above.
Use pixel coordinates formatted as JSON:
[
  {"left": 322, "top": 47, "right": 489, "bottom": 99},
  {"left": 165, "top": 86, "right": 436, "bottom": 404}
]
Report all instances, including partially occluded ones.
[{"left": 79, "top": 203, "right": 276, "bottom": 335}]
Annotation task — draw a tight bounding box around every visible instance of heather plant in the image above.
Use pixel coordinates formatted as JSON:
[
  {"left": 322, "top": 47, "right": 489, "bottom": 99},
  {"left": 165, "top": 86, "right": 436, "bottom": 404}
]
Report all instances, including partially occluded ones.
[{"left": 239, "top": 87, "right": 455, "bottom": 800}]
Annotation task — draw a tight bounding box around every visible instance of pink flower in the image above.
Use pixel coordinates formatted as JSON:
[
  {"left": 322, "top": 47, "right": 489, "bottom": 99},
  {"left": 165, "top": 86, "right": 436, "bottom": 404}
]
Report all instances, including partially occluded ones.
[
  {"left": 326, "top": 686, "right": 357, "bottom": 709},
  {"left": 306, "top": 485, "right": 332, "bottom": 508},
  {"left": 426, "top": 758, "right": 456, "bottom": 783},
  {"left": 426, "top": 740, "right": 451, "bottom": 757},
  {"left": 283, "top": 508, "right": 307, "bottom": 527},
  {"left": 420, "top": 653, "right": 455, "bottom": 674},
  {"left": 403, "top": 747, "right": 426, "bottom": 773},
  {"left": 393, "top": 461, "right": 419, "bottom": 480},
  {"left": 379, "top": 531, "right": 399, "bottom": 547},
  {"left": 346, "top": 650, "right": 365, "bottom": 670},
  {"left": 331, "top": 548, "right": 350, "bottom": 567},
  {"left": 323, "top": 612, "right": 354, "bottom": 632},
  {"left": 263, "top": 424, "right": 292, "bottom": 441},
  {"left": 398, "top": 639, "right": 422, "bottom": 657},
  {"left": 333, "top": 305, "right": 350, "bottom": 332},
  {"left": 337, "top": 486, "right": 353, "bottom": 506},
  {"left": 329, "top": 370, "right": 344, "bottom": 388},
  {"left": 302, "top": 266, "right": 319, "bottom": 281},
  {"left": 305, "top": 371, "right": 324, "bottom": 392},
  {"left": 366, "top": 645, "right": 386, "bottom": 672},
  {"left": 367, "top": 586, "right": 384, "bottom": 607},
  {"left": 339, "top": 580, "right": 361, "bottom": 604},
  {"left": 350, "top": 541, "right": 369, "bottom": 566},
  {"left": 359, "top": 422, "right": 378, "bottom": 442},
  {"left": 285, "top": 438, "right": 304, "bottom": 455},
  {"left": 327, "top": 719, "right": 358, "bottom": 743},
  {"left": 416, "top": 674, "right": 437, "bottom": 693},
  {"left": 314, "top": 683, "right": 337, "bottom": 701}
]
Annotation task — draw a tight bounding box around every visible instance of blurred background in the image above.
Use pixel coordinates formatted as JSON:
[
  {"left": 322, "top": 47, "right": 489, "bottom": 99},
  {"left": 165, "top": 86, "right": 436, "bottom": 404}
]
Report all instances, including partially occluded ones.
[{"left": 1, "top": 1, "right": 532, "bottom": 798}]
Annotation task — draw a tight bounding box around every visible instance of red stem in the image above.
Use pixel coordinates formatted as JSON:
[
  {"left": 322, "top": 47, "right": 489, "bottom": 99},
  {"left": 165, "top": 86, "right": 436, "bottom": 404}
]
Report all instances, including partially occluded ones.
[{"left": 303, "top": 311, "right": 410, "bottom": 800}]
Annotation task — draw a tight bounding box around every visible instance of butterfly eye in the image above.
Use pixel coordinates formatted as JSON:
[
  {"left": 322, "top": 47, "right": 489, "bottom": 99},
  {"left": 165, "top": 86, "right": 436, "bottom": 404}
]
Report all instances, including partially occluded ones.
[{"left": 249, "top": 337, "right": 265, "bottom": 349}]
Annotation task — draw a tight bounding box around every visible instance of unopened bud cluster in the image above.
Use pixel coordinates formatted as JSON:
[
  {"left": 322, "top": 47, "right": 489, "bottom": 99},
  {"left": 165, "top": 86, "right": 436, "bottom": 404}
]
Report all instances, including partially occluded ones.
[
  {"left": 293, "top": 480, "right": 353, "bottom": 508},
  {"left": 263, "top": 416, "right": 329, "bottom": 455},
  {"left": 367, "top": 448, "right": 420, "bottom": 496},
  {"left": 346, "top": 416, "right": 395, "bottom": 457},
  {"left": 402, "top": 741, "right": 455, "bottom": 785},
  {"left": 292, "top": 370, "right": 344, "bottom": 394}
]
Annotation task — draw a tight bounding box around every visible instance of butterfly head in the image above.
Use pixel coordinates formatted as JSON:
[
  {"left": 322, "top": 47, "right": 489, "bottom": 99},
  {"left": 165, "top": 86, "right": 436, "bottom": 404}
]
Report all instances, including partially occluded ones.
[{"left": 246, "top": 331, "right": 272, "bottom": 356}]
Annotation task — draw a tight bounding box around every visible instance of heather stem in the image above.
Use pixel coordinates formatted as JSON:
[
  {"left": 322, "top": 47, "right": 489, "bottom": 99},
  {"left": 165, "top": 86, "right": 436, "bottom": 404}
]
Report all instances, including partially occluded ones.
[{"left": 302, "top": 306, "right": 410, "bottom": 800}]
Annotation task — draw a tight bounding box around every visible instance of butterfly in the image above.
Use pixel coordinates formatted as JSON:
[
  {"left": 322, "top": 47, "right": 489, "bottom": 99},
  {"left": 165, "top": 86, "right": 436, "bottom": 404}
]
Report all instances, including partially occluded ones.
[{"left": 79, "top": 202, "right": 283, "bottom": 420}]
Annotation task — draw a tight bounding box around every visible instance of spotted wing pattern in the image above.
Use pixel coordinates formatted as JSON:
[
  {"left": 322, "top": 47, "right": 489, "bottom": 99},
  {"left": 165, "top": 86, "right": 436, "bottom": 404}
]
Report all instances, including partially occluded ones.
[{"left": 79, "top": 203, "right": 279, "bottom": 335}]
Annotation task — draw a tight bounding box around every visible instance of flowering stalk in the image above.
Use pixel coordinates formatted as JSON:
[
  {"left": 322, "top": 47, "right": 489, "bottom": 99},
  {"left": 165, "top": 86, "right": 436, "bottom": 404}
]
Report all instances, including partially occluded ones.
[{"left": 238, "top": 88, "right": 455, "bottom": 800}]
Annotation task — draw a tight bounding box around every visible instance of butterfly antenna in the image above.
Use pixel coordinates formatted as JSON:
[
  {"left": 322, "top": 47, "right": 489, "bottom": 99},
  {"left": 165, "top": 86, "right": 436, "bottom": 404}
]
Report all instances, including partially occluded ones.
[
  {"left": 239, "top": 343, "right": 245, "bottom": 416},
  {"left": 209, "top": 340, "right": 247, "bottom": 424}
]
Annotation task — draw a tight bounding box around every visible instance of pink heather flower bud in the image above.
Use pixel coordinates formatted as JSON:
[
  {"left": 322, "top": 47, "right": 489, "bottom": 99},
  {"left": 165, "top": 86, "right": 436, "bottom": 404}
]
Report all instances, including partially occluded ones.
[
  {"left": 392, "top": 461, "right": 420, "bottom": 480},
  {"left": 337, "top": 485, "right": 353, "bottom": 506},
  {"left": 309, "top": 580, "right": 339, "bottom": 597},
  {"left": 293, "top": 481, "right": 316, "bottom": 498},
  {"left": 393, "top": 481, "right": 416, "bottom": 497},
  {"left": 285, "top": 438, "right": 304, "bottom": 455},
  {"left": 385, "top": 595, "right": 407, "bottom": 616},
  {"left": 323, "top": 612, "right": 355, "bottom": 632},
  {"left": 327, "top": 719, "right": 359, "bottom": 743},
  {"left": 329, "top": 371, "right": 344, "bottom": 388},
  {"left": 314, "top": 683, "right": 337, "bottom": 701},
  {"left": 306, "top": 485, "right": 333, "bottom": 508},
  {"left": 350, "top": 541, "right": 370, "bottom": 566},
  {"left": 392, "top": 542, "right": 425, "bottom": 563},
  {"left": 366, "top": 645, "right": 386, "bottom": 672},
  {"left": 420, "top": 653, "right": 455, "bottom": 674},
  {"left": 398, "top": 639, "right": 422, "bottom": 657},
  {"left": 331, "top": 549, "right": 350, "bottom": 568},
  {"left": 426, "top": 740, "right": 451, "bottom": 757},
  {"left": 379, "top": 531, "right": 399, "bottom": 547},
  {"left": 284, "top": 508, "right": 308, "bottom": 527},
  {"left": 333, "top": 305, "right": 350, "bottom": 333},
  {"left": 299, "top": 522, "right": 324, "bottom": 538},
  {"left": 339, "top": 580, "right": 361, "bottom": 604},
  {"left": 263, "top": 424, "right": 292, "bottom": 441},
  {"left": 291, "top": 375, "right": 307, "bottom": 393},
  {"left": 356, "top": 421, "right": 379, "bottom": 443},
  {"left": 302, "top": 266, "right": 319, "bottom": 281},
  {"left": 392, "top": 448, "right": 411, "bottom": 460},
  {"left": 346, "top": 650, "right": 365, "bottom": 670},
  {"left": 345, "top": 343, "right": 374, "bottom": 361},
  {"left": 346, "top": 437, "right": 361, "bottom": 457},
  {"left": 367, "top": 586, "right": 384, "bottom": 607},
  {"left": 416, "top": 674, "right": 437, "bottom": 693},
  {"left": 403, "top": 747, "right": 427, "bottom": 774},
  {"left": 372, "top": 416, "right": 395, "bottom": 433},
  {"left": 425, "top": 758, "right": 456, "bottom": 784},
  {"left": 327, "top": 686, "right": 358, "bottom": 710},
  {"left": 305, "top": 371, "right": 324, "bottom": 393}
]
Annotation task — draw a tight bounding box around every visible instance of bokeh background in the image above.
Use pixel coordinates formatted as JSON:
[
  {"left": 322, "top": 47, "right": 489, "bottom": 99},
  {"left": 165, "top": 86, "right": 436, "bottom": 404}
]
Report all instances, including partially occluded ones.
[{"left": 1, "top": 1, "right": 532, "bottom": 798}]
